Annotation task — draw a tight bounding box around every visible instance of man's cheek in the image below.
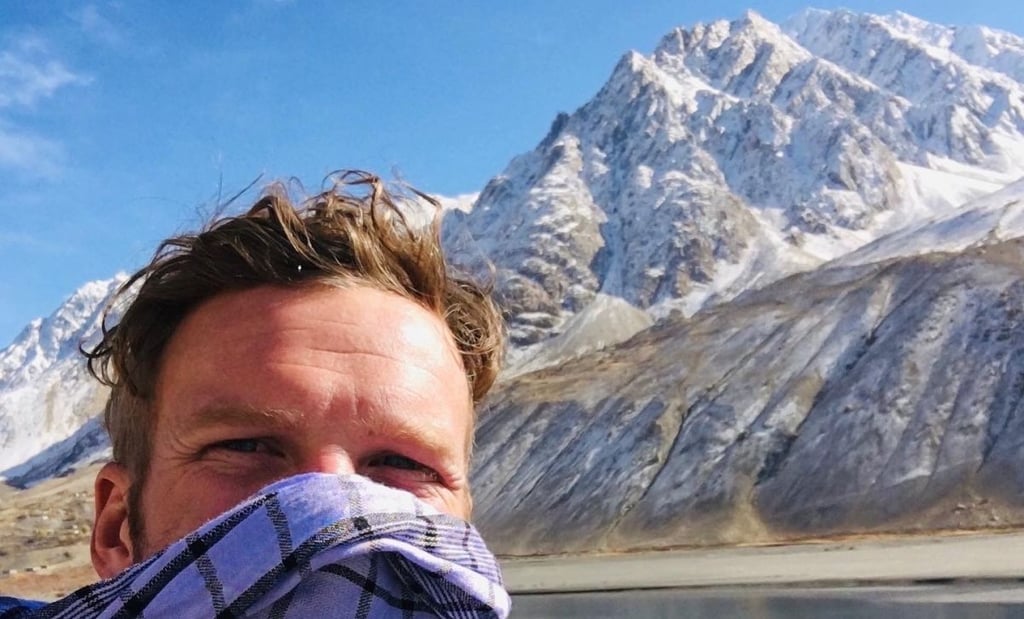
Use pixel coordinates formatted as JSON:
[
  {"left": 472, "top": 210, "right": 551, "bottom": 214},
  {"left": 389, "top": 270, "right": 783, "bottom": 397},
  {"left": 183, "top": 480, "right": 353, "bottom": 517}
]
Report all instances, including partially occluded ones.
[{"left": 139, "top": 473, "right": 245, "bottom": 552}]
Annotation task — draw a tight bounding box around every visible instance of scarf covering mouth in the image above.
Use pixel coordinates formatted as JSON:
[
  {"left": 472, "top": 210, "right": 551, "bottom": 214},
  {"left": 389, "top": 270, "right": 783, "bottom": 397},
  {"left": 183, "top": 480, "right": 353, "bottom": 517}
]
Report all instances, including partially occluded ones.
[{"left": 1, "top": 473, "right": 510, "bottom": 618}]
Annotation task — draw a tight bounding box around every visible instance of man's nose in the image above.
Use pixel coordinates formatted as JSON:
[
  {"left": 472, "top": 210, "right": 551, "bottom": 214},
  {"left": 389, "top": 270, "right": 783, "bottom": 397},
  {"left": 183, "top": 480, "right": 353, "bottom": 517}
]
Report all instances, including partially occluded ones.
[{"left": 302, "top": 447, "right": 356, "bottom": 476}]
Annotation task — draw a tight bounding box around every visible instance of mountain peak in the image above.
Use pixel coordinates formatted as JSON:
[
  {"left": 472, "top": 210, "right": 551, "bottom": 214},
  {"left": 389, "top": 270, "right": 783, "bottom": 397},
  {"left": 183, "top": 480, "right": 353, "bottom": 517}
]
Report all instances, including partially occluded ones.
[
  {"left": 736, "top": 9, "right": 776, "bottom": 32},
  {"left": 0, "top": 275, "right": 125, "bottom": 390}
]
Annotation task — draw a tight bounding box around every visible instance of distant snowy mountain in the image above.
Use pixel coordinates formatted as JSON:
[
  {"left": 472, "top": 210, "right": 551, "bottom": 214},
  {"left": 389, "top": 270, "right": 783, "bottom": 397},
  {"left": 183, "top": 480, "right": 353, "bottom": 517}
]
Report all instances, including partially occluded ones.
[
  {"left": 5, "top": 9, "right": 1024, "bottom": 553},
  {"left": 436, "top": 192, "right": 479, "bottom": 215},
  {"left": 445, "top": 8, "right": 1024, "bottom": 347},
  {"left": 0, "top": 276, "right": 124, "bottom": 484}
]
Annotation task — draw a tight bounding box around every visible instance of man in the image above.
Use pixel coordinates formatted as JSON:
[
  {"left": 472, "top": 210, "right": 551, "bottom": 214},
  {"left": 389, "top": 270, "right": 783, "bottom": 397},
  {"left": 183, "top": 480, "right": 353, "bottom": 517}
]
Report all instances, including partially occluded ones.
[{"left": 0, "top": 172, "right": 510, "bottom": 618}]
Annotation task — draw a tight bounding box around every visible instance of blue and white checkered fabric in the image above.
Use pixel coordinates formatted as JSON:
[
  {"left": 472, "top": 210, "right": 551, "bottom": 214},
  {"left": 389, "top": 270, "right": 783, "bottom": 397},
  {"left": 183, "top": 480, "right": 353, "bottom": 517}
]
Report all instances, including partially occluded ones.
[{"left": 1, "top": 474, "right": 510, "bottom": 618}]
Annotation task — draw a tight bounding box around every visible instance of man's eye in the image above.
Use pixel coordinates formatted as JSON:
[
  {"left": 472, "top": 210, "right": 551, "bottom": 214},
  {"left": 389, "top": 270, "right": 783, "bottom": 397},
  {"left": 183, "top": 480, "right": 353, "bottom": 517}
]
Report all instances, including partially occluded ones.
[{"left": 366, "top": 453, "right": 440, "bottom": 482}]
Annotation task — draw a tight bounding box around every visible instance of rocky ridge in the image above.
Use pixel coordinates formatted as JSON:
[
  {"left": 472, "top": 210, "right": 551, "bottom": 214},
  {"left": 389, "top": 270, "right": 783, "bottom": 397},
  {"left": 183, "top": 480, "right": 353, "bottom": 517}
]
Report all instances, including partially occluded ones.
[{"left": 473, "top": 224, "right": 1024, "bottom": 553}]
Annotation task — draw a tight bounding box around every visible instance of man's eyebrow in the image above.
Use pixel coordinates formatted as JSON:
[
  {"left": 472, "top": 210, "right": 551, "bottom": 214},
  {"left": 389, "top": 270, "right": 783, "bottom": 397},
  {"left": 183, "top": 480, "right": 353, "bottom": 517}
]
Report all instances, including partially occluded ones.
[
  {"left": 177, "top": 405, "right": 305, "bottom": 434},
  {"left": 368, "top": 416, "right": 451, "bottom": 454}
]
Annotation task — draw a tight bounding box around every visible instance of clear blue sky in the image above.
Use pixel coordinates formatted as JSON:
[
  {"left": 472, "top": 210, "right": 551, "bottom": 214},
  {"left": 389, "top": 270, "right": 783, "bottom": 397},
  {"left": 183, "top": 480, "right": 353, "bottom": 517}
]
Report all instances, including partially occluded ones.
[{"left": 2, "top": 1, "right": 1022, "bottom": 346}]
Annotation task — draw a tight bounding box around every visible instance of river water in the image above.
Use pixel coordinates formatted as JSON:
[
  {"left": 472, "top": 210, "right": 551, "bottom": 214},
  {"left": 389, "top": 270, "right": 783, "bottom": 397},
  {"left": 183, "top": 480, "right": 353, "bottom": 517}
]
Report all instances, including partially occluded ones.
[{"left": 512, "top": 585, "right": 1024, "bottom": 618}]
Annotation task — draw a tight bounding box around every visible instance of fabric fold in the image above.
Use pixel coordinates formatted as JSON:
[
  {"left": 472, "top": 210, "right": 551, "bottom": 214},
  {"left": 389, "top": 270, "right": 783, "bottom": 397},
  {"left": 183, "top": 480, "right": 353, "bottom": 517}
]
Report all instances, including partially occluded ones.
[{"left": 2, "top": 474, "right": 509, "bottom": 618}]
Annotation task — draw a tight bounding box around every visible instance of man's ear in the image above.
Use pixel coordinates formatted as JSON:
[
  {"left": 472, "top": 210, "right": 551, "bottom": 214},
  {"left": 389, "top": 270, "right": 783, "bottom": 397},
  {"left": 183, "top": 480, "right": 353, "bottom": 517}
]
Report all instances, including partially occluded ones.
[{"left": 91, "top": 462, "right": 136, "bottom": 578}]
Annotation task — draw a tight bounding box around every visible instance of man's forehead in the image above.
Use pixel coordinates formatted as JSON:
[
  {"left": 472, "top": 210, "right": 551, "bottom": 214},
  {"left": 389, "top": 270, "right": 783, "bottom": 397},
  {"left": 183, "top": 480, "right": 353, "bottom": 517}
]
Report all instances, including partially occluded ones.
[
  {"left": 153, "top": 284, "right": 474, "bottom": 455},
  {"left": 175, "top": 403, "right": 456, "bottom": 446}
]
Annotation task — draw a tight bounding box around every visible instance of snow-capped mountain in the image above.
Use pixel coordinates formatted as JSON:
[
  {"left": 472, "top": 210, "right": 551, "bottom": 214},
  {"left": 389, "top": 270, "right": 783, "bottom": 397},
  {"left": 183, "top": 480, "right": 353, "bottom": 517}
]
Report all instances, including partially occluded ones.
[
  {"left": 0, "top": 276, "right": 125, "bottom": 484},
  {"left": 445, "top": 8, "right": 1024, "bottom": 347},
  {"left": 5, "top": 9, "right": 1024, "bottom": 554}
]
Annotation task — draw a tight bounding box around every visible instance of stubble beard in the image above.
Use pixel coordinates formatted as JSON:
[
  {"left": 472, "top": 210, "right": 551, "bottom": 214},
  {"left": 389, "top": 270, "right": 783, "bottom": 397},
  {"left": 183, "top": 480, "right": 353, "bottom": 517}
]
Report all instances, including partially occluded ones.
[{"left": 126, "top": 479, "right": 149, "bottom": 562}]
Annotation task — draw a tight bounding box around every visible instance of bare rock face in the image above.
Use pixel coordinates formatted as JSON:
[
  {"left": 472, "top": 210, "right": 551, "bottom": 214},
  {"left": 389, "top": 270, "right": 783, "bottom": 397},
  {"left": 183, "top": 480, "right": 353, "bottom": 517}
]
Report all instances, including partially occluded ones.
[{"left": 472, "top": 239, "right": 1024, "bottom": 554}]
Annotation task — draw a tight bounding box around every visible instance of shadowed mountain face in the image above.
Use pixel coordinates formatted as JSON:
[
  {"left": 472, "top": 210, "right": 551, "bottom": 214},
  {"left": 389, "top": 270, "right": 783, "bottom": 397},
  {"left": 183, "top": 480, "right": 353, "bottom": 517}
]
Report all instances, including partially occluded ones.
[
  {"left": 472, "top": 240, "right": 1024, "bottom": 554},
  {"left": 4, "top": 10, "right": 1024, "bottom": 557}
]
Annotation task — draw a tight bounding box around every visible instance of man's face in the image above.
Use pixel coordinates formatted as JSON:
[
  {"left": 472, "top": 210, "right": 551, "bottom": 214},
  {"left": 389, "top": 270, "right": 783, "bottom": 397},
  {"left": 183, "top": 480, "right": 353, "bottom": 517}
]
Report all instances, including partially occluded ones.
[{"left": 130, "top": 284, "right": 473, "bottom": 560}]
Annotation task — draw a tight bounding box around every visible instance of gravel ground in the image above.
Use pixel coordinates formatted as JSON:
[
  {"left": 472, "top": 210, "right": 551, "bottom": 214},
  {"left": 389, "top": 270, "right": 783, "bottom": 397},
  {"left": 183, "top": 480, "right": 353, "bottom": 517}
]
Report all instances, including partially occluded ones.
[{"left": 0, "top": 465, "right": 98, "bottom": 600}]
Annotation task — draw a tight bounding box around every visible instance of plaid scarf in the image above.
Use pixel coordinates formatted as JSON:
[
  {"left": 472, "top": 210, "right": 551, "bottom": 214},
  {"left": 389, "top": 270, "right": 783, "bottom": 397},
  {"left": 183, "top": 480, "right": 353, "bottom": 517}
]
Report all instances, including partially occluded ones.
[{"left": 1, "top": 474, "right": 510, "bottom": 618}]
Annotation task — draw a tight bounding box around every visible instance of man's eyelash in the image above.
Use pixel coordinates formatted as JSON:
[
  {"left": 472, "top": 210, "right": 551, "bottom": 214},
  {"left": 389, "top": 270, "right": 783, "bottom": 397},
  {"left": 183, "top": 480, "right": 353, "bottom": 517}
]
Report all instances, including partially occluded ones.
[
  {"left": 201, "top": 442, "right": 441, "bottom": 483},
  {"left": 367, "top": 453, "right": 440, "bottom": 481},
  {"left": 207, "top": 438, "right": 279, "bottom": 455}
]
